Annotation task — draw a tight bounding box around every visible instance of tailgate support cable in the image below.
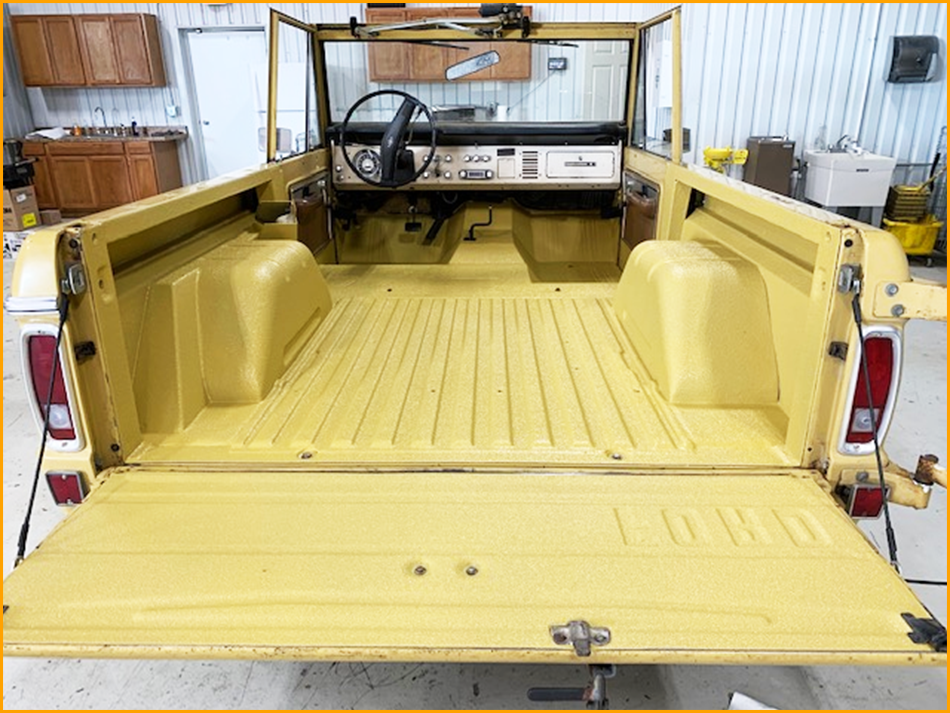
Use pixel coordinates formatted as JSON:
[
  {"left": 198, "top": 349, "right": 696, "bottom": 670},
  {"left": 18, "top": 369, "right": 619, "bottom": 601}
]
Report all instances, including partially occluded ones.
[
  {"left": 850, "top": 289, "right": 901, "bottom": 571},
  {"left": 14, "top": 261, "right": 84, "bottom": 567}
]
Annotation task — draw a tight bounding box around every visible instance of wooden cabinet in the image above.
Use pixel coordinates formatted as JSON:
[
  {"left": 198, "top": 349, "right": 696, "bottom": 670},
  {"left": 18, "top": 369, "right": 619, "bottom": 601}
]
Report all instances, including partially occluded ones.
[
  {"left": 406, "top": 9, "right": 449, "bottom": 81},
  {"left": 126, "top": 142, "right": 181, "bottom": 200},
  {"left": 365, "top": 6, "right": 532, "bottom": 82},
  {"left": 76, "top": 14, "right": 165, "bottom": 86},
  {"left": 22, "top": 143, "right": 57, "bottom": 210},
  {"left": 76, "top": 16, "right": 120, "bottom": 84},
  {"left": 367, "top": 9, "right": 410, "bottom": 81},
  {"left": 11, "top": 13, "right": 166, "bottom": 87},
  {"left": 49, "top": 158, "right": 97, "bottom": 212},
  {"left": 11, "top": 16, "right": 85, "bottom": 86},
  {"left": 23, "top": 140, "right": 182, "bottom": 215}
]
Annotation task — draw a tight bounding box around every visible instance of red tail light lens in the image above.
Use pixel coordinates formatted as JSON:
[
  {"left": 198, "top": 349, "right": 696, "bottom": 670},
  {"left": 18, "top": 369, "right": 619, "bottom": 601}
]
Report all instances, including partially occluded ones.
[
  {"left": 27, "top": 334, "right": 76, "bottom": 441},
  {"left": 845, "top": 336, "right": 895, "bottom": 445},
  {"left": 838, "top": 484, "right": 888, "bottom": 519},
  {"left": 46, "top": 471, "right": 86, "bottom": 506}
]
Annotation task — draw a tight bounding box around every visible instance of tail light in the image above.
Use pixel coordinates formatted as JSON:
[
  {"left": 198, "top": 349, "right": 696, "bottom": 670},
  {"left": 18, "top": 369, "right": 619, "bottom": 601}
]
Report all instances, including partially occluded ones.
[
  {"left": 46, "top": 471, "right": 86, "bottom": 506},
  {"left": 22, "top": 328, "right": 83, "bottom": 450},
  {"left": 839, "top": 328, "right": 901, "bottom": 455},
  {"left": 838, "top": 483, "right": 888, "bottom": 519}
]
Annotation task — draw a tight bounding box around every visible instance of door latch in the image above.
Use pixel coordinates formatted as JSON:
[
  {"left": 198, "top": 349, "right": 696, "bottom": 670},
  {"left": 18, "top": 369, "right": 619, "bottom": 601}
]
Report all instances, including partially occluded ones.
[{"left": 550, "top": 620, "right": 611, "bottom": 657}]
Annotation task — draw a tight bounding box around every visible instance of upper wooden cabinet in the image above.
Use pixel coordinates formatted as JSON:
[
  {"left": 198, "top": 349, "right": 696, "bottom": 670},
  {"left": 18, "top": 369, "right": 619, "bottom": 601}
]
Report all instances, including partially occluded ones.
[
  {"left": 11, "top": 13, "right": 166, "bottom": 87},
  {"left": 365, "top": 6, "right": 532, "bottom": 82},
  {"left": 11, "top": 16, "right": 85, "bottom": 86}
]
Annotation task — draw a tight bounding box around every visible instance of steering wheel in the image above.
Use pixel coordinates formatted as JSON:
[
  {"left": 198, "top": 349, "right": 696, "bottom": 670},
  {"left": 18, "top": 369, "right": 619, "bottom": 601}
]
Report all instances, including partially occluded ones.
[{"left": 340, "top": 90, "right": 437, "bottom": 188}]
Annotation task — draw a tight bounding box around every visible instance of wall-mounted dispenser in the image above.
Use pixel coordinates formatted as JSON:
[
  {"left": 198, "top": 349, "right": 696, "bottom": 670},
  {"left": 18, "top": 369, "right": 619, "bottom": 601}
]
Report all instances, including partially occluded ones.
[{"left": 887, "top": 36, "right": 940, "bottom": 83}]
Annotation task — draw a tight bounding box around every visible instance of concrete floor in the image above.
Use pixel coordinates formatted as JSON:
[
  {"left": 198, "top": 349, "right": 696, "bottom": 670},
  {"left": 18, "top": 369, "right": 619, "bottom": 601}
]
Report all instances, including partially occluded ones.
[{"left": 2, "top": 257, "right": 946, "bottom": 710}]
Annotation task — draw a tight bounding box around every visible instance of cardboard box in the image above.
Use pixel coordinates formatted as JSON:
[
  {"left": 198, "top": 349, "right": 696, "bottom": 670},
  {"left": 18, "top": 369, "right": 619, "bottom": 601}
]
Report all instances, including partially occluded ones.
[
  {"left": 40, "top": 208, "right": 63, "bottom": 226},
  {"left": 3, "top": 186, "right": 39, "bottom": 231}
]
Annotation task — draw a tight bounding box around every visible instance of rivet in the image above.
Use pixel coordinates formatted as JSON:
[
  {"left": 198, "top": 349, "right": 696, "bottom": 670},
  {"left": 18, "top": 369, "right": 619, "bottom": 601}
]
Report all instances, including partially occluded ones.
[
  {"left": 891, "top": 304, "right": 905, "bottom": 318},
  {"left": 610, "top": 452, "right": 623, "bottom": 461},
  {"left": 299, "top": 451, "right": 313, "bottom": 460},
  {"left": 856, "top": 471, "right": 870, "bottom": 483},
  {"left": 593, "top": 634, "right": 608, "bottom": 644},
  {"left": 465, "top": 566, "right": 479, "bottom": 576},
  {"left": 553, "top": 632, "right": 568, "bottom": 644},
  {"left": 885, "top": 283, "right": 900, "bottom": 297},
  {"left": 414, "top": 565, "right": 427, "bottom": 576}
]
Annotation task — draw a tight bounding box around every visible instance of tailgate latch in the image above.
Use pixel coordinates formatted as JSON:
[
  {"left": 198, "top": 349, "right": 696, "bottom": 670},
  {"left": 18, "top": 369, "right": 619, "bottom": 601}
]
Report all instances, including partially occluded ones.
[
  {"left": 550, "top": 620, "right": 611, "bottom": 657},
  {"left": 902, "top": 613, "right": 947, "bottom": 653}
]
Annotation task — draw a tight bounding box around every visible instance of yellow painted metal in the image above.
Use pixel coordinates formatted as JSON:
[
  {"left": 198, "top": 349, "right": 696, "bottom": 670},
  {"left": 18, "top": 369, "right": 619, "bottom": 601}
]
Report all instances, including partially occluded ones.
[
  {"left": 3, "top": 469, "right": 943, "bottom": 665},
  {"left": 129, "top": 237, "right": 790, "bottom": 469},
  {"left": 267, "top": 10, "right": 280, "bottom": 161},
  {"left": 615, "top": 241, "right": 778, "bottom": 405},
  {"left": 873, "top": 278, "right": 948, "bottom": 322},
  {"left": 671, "top": 9, "right": 683, "bottom": 163}
]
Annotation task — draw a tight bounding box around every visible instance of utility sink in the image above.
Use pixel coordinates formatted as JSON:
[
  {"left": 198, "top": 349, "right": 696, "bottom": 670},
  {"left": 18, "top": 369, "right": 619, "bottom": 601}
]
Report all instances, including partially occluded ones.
[{"left": 804, "top": 150, "right": 897, "bottom": 207}]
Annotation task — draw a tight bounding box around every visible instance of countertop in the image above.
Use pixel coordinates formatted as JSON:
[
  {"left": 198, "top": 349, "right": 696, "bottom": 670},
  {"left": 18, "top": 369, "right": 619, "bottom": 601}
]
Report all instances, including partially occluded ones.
[{"left": 23, "top": 128, "right": 188, "bottom": 143}]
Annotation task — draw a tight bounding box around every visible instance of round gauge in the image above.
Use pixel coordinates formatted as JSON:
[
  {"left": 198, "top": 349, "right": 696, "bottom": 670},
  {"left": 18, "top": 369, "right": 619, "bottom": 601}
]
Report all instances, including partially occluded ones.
[{"left": 354, "top": 149, "right": 381, "bottom": 178}]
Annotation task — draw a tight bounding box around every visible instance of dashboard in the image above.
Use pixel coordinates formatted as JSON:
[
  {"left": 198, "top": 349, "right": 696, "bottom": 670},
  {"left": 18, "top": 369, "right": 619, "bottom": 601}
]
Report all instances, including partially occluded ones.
[{"left": 327, "top": 122, "right": 625, "bottom": 191}]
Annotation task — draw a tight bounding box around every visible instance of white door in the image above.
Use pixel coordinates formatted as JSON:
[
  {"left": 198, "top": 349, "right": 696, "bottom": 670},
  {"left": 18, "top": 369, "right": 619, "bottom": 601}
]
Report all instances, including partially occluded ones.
[
  {"left": 582, "top": 40, "right": 630, "bottom": 121},
  {"left": 186, "top": 29, "right": 268, "bottom": 179}
]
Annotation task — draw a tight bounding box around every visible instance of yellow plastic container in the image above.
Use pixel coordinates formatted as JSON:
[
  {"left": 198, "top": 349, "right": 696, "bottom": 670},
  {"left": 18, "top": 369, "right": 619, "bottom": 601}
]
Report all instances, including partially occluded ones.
[{"left": 883, "top": 215, "right": 944, "bottom": 256}]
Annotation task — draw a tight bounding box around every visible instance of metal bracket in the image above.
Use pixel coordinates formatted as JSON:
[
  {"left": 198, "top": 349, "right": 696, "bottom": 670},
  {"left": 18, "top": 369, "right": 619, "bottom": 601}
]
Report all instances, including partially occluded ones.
[
  {"left": 902, "top": 612, "right": 947, "bottom": 652},
  {"left": 828, "top": 341, "right": 849, "bottom": 360},
  {"left": 527, "top": 664, "right": 616, "bottom": 710},
  {"left": 837, "top": 264, "right": 862, "bottom": 295},
  {"left": 551, "top": 620, "right": 611, "bottom": 657},
  {"left": 61, "top": 262, "right": 87, "bottom": 297}
]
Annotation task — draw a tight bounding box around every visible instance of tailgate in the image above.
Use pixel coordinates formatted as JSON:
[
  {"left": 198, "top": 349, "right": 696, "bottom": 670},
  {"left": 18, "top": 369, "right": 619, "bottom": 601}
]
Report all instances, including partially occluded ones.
[{"left": 3, "top": 470, "right": 944, "bottom": 665}]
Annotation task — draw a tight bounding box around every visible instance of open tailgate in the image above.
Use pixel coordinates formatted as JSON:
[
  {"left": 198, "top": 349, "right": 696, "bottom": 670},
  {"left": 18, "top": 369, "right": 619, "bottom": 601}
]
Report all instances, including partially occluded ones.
[{"left": 3, "top": 470, "right": 945, "bottom": 664}]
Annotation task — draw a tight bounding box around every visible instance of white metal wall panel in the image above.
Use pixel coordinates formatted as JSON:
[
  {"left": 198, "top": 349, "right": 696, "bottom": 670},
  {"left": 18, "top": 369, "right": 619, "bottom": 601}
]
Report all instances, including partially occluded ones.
[
  {"left": 4, "top": 3, "right": 947, "bottom": 184},
  {"left": 3, "top": 4, "right": 34, "bottom": 141}
]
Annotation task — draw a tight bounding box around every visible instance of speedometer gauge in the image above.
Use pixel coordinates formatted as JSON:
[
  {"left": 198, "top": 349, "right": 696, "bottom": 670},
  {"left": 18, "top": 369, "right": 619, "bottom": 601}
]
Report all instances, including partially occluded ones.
[{"left": 354, "top": 149, "right": 381, "bottom": 178}]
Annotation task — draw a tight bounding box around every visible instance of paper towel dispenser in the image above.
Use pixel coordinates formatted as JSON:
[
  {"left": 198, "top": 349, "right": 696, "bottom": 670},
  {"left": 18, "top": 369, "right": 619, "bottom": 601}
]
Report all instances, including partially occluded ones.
[{"left": 887, "top": 36, "right": 940, "bottom": 83}]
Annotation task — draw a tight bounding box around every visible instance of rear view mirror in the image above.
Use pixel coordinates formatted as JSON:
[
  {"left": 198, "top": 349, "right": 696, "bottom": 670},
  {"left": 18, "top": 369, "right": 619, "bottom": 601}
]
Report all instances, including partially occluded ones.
[{"left": 445, "top": 50, "right": 500, "bottom": 81}]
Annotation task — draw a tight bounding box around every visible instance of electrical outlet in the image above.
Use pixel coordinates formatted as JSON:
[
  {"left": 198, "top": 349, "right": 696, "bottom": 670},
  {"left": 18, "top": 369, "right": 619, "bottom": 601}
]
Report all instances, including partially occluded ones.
[{"left": 165, "top": 105, "right": 179, "bottom": 119}]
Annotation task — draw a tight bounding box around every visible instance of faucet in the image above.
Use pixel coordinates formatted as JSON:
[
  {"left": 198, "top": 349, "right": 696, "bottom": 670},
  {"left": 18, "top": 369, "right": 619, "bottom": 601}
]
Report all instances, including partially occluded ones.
[
  {"left": 833, "top": 134, "right": 854, "bottom": 153},
  {"left": 93, "top": 106, "right": 107, "bottom": 133}
]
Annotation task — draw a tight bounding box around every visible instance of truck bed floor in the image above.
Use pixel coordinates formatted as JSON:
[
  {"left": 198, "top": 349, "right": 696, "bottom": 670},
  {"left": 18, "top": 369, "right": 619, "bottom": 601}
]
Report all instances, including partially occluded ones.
[{"left": 134, "top": 242, "right": 790, "bottom": 469}]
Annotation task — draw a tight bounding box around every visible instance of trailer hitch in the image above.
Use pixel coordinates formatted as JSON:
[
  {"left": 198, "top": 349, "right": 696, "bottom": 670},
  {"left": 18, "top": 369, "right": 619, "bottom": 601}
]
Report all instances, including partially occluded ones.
[{"left": 527, "top": 664, "right": 616, "bottom": 710}]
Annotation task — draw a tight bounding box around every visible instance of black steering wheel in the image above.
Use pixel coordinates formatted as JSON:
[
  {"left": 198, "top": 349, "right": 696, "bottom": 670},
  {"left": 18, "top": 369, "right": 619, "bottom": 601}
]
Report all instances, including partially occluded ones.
[{"left": 340, "top": 90, "right": 437, "bottom": 188}]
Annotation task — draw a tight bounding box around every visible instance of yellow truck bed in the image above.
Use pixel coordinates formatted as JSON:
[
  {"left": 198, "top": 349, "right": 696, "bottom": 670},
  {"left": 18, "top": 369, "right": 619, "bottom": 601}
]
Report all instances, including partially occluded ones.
[{"left": 133, "top": 241, "right": 788, "bottom": 468}]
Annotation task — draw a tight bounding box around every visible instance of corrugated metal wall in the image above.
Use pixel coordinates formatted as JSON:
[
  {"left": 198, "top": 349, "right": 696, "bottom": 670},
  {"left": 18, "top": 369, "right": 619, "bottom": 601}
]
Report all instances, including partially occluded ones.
[
  {"left": 682, "top": 3, "right": 948, "bottom": 167},
  {"left": 5, "top": 3, "right": 947, "bottom": 185},
  {"left": 3, "top": 4, "right": 35, "bottom": 143}
]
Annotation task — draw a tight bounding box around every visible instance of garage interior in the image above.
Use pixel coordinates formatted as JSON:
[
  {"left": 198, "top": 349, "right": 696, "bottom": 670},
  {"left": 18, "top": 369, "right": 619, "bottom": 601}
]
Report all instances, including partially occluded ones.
[{"left": 2, "top": 3, "right": 947, "bottom": 709}]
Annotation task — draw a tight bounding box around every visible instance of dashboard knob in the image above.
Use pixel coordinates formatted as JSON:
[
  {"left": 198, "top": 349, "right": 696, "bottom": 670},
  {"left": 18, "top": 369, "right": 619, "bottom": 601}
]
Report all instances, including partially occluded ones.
[
  {"left": 443, "top": 171, "right": 452, "bottom": 179},
  {"left": 459, "top": 170, "right": 467, "bottom": 179},
  {"left": 486, "top": 170, "right": 494, "bottom": 179},
  {"left": 481, "top": 155, "right": 491, "bottom": 162},
  {"left": 463, "top": 155, "right": 472, "bottom": 162},
  {"left": 423, "top": 171, "right": 430, "bottom": 179},
  {"left": 443, "top": 155, "right": 453, "bottom": 163},
  {"left": 335, "top": 165, "right": 343, "bottom": 173}
]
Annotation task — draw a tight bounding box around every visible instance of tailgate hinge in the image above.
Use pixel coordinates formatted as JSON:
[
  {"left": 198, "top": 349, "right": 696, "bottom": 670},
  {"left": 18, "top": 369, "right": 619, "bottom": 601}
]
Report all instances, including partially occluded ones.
[
  {"left": 902, "top": 613, "right": 947, "bottom": 653},
  {"left": 551, "top": 620, "right": 611, "bottom": 657}
]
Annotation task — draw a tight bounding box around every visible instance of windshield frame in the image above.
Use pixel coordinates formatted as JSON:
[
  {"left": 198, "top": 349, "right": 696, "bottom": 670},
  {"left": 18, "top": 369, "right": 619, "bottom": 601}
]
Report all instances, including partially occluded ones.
[{"left": 266, "top": 12, "right": 682, "bottom": 164}]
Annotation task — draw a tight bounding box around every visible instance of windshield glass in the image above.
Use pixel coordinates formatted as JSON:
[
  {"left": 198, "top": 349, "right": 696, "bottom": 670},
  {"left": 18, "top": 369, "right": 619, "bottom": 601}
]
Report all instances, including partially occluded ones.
[{"left": 324, "top": 40, "right": 630, "bottom": 123}]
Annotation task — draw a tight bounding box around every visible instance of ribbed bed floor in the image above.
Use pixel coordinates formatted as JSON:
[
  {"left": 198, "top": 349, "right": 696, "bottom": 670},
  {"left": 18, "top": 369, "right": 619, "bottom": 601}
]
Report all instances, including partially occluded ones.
[{"left": 134, "top": 249, "right": 790, "bottom": 468}]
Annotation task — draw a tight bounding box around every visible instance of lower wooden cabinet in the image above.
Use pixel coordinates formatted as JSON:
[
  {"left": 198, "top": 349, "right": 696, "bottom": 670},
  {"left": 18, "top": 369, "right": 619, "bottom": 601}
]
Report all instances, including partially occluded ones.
[{"left": 22, "top": 140, "right": 182, "bottom": 214}]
